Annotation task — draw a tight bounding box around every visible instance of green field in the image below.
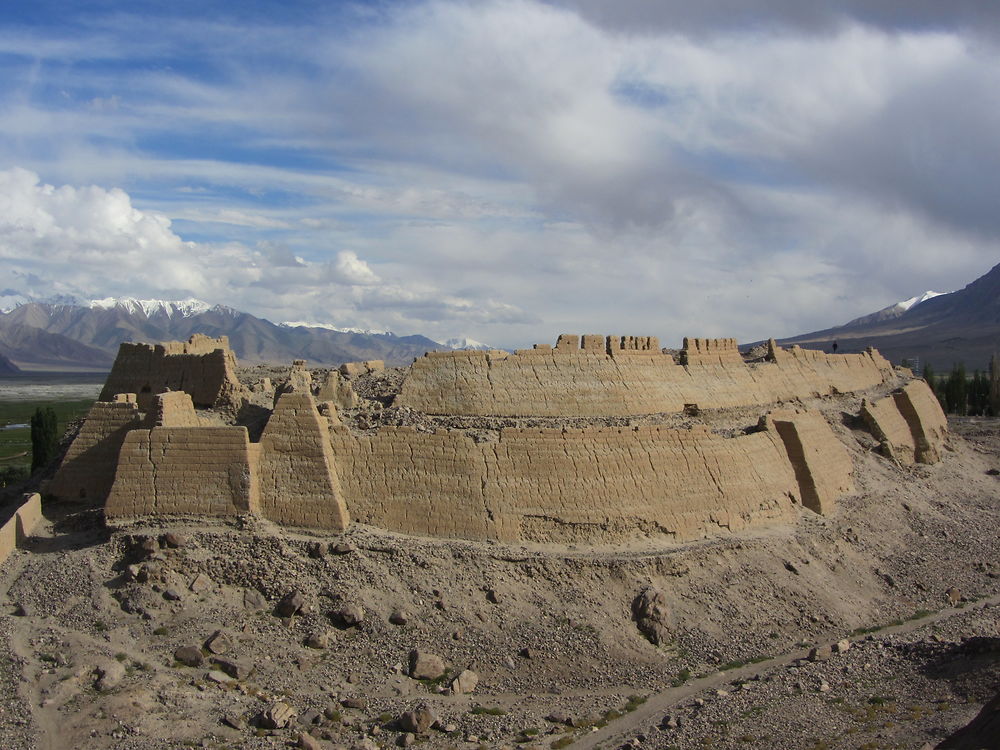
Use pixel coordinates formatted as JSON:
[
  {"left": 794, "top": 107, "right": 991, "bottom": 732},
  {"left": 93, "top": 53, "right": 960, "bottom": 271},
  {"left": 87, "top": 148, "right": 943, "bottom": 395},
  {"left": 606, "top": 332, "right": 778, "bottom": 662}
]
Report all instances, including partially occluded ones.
[{"left": 0, "top": 398, "right": 97, "bottom": 483}]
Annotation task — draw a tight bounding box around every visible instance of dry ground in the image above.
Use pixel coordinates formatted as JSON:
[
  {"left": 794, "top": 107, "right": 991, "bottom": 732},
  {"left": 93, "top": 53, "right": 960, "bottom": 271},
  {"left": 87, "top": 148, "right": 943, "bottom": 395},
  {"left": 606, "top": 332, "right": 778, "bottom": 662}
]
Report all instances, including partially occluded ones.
[{"left": 0, "top": 406, "right": 997, "bottom": 750}]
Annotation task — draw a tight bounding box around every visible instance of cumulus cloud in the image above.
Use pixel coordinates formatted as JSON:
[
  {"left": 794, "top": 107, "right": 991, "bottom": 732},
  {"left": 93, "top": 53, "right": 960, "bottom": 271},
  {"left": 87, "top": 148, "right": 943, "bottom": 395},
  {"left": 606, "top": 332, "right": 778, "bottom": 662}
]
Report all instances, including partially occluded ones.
[
  {"left": 0, "top": 168, "right": 532, "bottom": 337},
  {"left": 332, "top": 250, "right": 380, "bottom": 285}
]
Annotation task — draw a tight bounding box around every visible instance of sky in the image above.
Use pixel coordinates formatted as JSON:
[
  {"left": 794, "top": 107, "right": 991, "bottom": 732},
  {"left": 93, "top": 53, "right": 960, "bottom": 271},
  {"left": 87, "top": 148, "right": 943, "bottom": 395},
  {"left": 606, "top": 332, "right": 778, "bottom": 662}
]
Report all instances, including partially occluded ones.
[{"left": 0, "top": 0, "right": 998, "bottom": 348}]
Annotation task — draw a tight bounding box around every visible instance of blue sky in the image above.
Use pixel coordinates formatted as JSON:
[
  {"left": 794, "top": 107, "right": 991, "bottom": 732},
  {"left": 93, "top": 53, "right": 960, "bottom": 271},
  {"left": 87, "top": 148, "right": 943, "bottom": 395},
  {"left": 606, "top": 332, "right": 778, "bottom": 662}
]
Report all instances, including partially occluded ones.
[{"left": 1, "top": 1, "right": 998, "bottom": 347}]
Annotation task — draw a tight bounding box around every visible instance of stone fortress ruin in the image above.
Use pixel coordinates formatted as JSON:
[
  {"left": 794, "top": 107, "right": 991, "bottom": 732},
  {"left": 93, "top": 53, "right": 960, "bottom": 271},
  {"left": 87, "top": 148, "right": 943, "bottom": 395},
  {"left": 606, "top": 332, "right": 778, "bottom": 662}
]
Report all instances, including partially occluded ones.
[{"left": 46, "top": 332, "right": 948, "bottom": 545}]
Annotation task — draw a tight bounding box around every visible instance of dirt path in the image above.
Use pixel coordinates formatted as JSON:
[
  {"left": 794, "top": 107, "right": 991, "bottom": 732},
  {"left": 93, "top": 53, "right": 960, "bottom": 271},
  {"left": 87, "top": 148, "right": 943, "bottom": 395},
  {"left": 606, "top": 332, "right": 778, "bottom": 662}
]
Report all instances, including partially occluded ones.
[{"left": 573, "top": 593, "right": 1000, "bottom": 750}]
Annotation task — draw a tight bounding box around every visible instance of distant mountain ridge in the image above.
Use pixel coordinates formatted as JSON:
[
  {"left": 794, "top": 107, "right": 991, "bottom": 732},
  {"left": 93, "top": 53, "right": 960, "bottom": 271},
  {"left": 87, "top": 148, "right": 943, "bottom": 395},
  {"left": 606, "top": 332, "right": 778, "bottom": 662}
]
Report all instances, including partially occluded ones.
[
  {"left": 842, "top": 291, "right": 945, "bottom": 328},
  {"left": 780, "top": 262, "right": 1000, "bottom": 371},
  {"left": 0, "top": 350, "right": 19, "bottom": 375},
  {"left": 0, "top": 296, "right": 448, "bottom": 370},
  {"left": 438, "top": 337, "right": 494, "bottom": 351}
]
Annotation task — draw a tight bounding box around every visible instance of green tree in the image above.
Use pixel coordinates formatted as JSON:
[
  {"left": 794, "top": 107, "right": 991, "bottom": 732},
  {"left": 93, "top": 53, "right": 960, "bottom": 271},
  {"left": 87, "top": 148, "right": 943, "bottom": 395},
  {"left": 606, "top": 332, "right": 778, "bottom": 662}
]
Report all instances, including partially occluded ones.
[
  {"left": 30, "top": 406, "right": 59, "bottom": 472},
  {"left": 943, "top": 363, "right": 968, "bottom": 416},
  {"left": 969, "top": 370, "right": 990, "bottom": 416},
  {"left": 0, "top": 465, "right": 29, "bottom": 488},
  {"left": 991, "top": 355, "right": 999, "bottom": 416},
  {"left": 922, "top": 363, "right": 943, "bottom": 407}
]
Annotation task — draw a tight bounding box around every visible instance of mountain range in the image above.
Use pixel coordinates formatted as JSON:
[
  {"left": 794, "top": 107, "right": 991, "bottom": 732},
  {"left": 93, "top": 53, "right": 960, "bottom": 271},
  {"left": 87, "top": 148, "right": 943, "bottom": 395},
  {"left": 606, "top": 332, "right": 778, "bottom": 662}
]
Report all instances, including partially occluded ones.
[
  {"left": 780, "top": 261, "right": 1000, "bottom": 371},
  {"left": 0, "top": 350, "right": 19, "bottom": 375},
  {"left": 0, "top": 298, "right": 454, "bottom": 371},
  {"left": 2, "top": 262, "right": 997, "bottom": 373}
]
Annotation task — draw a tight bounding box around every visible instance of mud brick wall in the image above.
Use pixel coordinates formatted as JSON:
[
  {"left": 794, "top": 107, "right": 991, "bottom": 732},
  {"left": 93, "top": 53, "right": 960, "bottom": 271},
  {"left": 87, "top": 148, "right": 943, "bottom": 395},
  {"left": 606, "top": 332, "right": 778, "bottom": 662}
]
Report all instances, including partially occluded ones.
[
  {"left": 396, "top": 338, "right": 894, "bottom": 417},
  {"left": 331, "top": 423, "right": 802, "bottom": 543},
  {"left": 862, "top": 394, "right": 916, "bottom": 465},
  {"left": 146, "top": 391, "right": 200, "bottom": 427},
  {"left": 48, "top": 397, "right": 142, "bottom": 502},
  {"left": 484, "top": 425, "right": 799, "bottom": 542},
  {"left": 99, "top": 334, "right": 244, "bottom": 410},
  {"left": 893, "top": 380, "right": 948, "bottom": 464},
  {"left": 0, "top": 494, "right": 43, "bottom": 568},
  {"left": 682, "top": 337, "right": 742, "bottom": 365},
  {"left": 767, "top": 410, "right": 854, "bottom": 515},
  {"left": 331, "top": 426, "right": 499, "bottom": 539},
  {"left": 257, "top": 392, "right": 349, "bottom": 531},
  {"left": 105, "top": 426, "right": 257, "bottom": 518}
]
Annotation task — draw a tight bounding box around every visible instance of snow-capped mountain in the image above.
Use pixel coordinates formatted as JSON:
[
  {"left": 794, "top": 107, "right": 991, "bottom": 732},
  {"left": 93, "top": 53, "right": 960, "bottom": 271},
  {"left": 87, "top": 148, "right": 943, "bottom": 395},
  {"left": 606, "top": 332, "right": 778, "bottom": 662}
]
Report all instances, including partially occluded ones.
[
  {"left": 843, "top": 290, "right": 949, "bottom": 328},
  {"left": 0, "top": 290, "right": 82, "bottom": 314},
  {"left": 0, "top": 296, "right": 445, "bottom": 368},
  {"left": 439, "top": 337, "right": 493, "bottom": 351},
  {"left": 780, "top": 260, "right": 1000, "bottom": 370},
  {"left": 88, "top": 297, "right": 217, "bottom": 318},
  {"left": 280, "top": 321, "right": 394, "bottom": 336},
  {"left": 896, "top": 291, "right": 945, "bottom": 312}
]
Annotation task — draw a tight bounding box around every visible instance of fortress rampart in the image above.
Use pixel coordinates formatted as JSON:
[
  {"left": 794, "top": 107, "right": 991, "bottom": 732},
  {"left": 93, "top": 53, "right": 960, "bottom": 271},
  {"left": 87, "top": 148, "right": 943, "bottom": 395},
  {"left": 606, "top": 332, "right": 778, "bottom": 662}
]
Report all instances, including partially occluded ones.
[
  {"left": 330, "top": 423, "right": 803, "bottom": 542},
  {"left": 49, "top": 334, "right": 949, "bottom": 546},
  {"left": 395, "top": 336, "right": 894, "bottom": 417}
]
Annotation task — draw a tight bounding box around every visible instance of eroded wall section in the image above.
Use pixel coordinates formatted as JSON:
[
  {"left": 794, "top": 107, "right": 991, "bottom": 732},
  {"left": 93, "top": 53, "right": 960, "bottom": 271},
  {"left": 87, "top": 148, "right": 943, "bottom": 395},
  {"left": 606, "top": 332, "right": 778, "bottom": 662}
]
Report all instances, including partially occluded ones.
[
  {"left": 396, "top": 337, "right": 893, "bottom": 417},
  {"left": 99, "top": 334, "right": 245, "bottom": 410},
  {"left": 331, "top": 422, "right": 805, "bottom": 543},
  {"left": 862, "top": 393, "right": 916, "bottom": 465},
  {"left": 766, "top": 409, "right": 854, "bottom": 515},
  {"left": 47, "top": 396, "right": 142, "bottom": 502},
  {"left": 257, "top": 391, "right": 349, "bottom": 531},
  {"left": 893, "top": 380, "right": 948, "bottom": 463},
  {"left": 105, "top": 426, "right": 257, "bottom": 519}
]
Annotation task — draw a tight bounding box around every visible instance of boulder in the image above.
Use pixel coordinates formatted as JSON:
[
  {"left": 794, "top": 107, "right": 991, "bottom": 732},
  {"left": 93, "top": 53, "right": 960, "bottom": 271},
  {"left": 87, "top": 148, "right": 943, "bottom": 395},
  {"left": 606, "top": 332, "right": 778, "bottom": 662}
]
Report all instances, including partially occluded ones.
[
  {"left": 409, "top": 650, "right": 446, "bottom": 680},
  {"left": 331, "top": 603, "right": 365, "bottom": 629},
  {"left": 306, "top": 631, "right": 332, "bottom": 650},
  {"left": 451, "top": 669, "right": 479, "bottom": 695},
  {"left": 244, "top": 589, "right": 267, "bottom": 611},
  {"left": 398, "top": 702, "right": 437, "bottom": 734},
  {"left": 204, "top": 630, "right": 233, "bottom": 655},
  {"left": 632, "top": 586, "right": 671, "bottom": 646},
  {"left": 212, "top": 656, "right": 253, "bottom": 679},
  {"left": 189, "top": 572, "right": 213, "bottom": 593},
  {"left": 259, "top": 701, "right": 297, "bottom": 729},
  {"left": 161, "top": 532, "right": 188, "bottom": 548},
  {"left": 174, "top": 646, "right": 204, "bottom": 667},
  {"left": 94, "top": 659, "right": 126, "bottom": 691},
  {"left": 276, "top": 590, "right": 306, "bottom": 618},
  {"left": 808, "top": 645, "right": 833, "bottom": 662}
]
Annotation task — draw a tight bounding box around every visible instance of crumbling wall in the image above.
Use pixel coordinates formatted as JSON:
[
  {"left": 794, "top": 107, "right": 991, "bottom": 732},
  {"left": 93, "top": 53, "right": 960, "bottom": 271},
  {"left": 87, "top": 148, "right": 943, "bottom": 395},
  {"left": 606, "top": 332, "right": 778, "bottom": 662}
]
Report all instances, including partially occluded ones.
[
  {"left": 257, "top": 391, "right": 349, "bottom": 531},
  {"left": 47, "top": 395, "right": 142, "bottom": 502},
  {"left": 331, "top": 426, "right": 497, "bottom": 539},
  {"left": 317, "top": 370, "right": 360, "bottom": 409},
  {"left": 682, "top": 337, "right": 742, "bottom": 365},
  {"left": 766, "top": 409, "right": 854, "bottom": 515},
  {"left": 893, "top": 380, "right": 948, "bottom": 464},
  {"left": 105, "top": 426, "right": 257, "bottom": 518},
  {"left": 99, "top": 334, "right": 245, "bottom": 410},
  {"left": 862, "top": 394, "right": 916, "bottom": 465},
  {"left": 396, "top": 336, "right": 893, "bottom": 417},
  {"left": 0, "top": 493, "right": 43, "bottom": 568},
  {"left": 331, "top": 423, "right": 803, "bottom": 543},
  {"left": 145, "top": 391, "right": 200, "bottom": 427}
]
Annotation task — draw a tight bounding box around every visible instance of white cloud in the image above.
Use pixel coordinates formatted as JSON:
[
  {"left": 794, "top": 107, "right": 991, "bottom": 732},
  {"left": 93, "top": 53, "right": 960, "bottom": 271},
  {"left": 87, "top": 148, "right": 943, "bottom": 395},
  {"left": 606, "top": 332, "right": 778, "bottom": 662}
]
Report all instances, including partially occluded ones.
[
  {"left": 0, "top": 168, "right": 532, "bottom": 338},
  {"left": 332, "top": 250, "right": 380, "bottom": 285},
  {"left": 0, "top": 2, "right": 997, "bottom": 349}
]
